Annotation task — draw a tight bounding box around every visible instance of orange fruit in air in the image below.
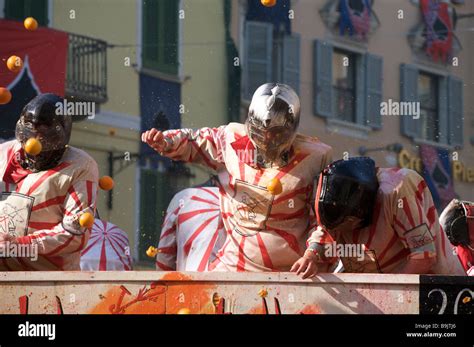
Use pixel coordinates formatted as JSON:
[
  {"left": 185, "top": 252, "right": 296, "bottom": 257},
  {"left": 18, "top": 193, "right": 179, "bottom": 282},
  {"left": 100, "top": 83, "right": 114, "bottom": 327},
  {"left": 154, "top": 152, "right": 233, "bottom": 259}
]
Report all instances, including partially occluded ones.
[
  {"left": 24, "top": 17, "right": 38, "bottom": 31},
  {"left": 7, "top": 55, "right": 23, "bottom": 72},
  {"left": 99, "top": 176, "right": 115, "bottom": 191},
  {"left": 177, "top": 308, "right": 191, "bottom": 314},
  {"left": 24, "top": 138, "right": 42, "bottom": 156},
  {"left": 261, "top": 0, "right": 277, "bottom": 7},
  {"left": 267, "top": 178, "right": 282, "bottom": 195},
  {"left": 79, "top": 212, "right": 95, "bottom": 228},
  {"left": 0, "top": 88, "right": 12, "bottom": 105},
  {"left": 146, "top": 246, "right": 158, "bottom": 258}
]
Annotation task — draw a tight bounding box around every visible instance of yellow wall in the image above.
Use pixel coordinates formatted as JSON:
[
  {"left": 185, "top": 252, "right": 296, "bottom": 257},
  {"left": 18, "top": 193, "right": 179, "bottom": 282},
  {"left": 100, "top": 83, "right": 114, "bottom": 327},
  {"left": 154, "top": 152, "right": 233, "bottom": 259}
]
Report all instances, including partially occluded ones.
[
  {"left": 51, "top": 0, "right": 140, "bottom": 116},
  {"left": 52, "top": 0, "right": 141, "bottom": 254},
  {"left": 181, "top": 0, "right": 229, "bottom": 185}
]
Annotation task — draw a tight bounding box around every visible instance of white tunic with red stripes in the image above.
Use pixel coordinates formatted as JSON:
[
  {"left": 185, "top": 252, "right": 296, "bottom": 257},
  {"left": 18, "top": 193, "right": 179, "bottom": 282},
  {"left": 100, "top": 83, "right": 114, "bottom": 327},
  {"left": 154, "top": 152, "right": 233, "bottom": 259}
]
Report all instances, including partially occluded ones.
[
  {"left": 309, "top": 168, "right": 465, "bottom": 274},
  {"left": 0, "top": 140, "right": 98, "bottom": 270},
  {"left": 80, "top": 220, "right": 133, "bottom": 271},
  {"left": 155, "top": 187, "right": 226, "bottom": 271},
  {"left": 161, "top": 123, "right": 332, "bottom": 272}
]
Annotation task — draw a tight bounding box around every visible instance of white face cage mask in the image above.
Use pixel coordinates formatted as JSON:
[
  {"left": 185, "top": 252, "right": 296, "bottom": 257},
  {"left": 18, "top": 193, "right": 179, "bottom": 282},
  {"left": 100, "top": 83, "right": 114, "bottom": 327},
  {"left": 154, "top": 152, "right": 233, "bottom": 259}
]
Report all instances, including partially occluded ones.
[{"left": 246, "top": 83, "right": 300, "bottom": 167}]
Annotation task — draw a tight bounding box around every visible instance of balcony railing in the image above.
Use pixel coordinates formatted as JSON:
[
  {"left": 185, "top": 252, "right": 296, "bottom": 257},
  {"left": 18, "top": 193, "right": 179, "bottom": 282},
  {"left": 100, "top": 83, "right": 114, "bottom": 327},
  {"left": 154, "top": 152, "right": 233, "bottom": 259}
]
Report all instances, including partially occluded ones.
[{"left": 66, "top": 33, "right": 108, "bottom": 104}]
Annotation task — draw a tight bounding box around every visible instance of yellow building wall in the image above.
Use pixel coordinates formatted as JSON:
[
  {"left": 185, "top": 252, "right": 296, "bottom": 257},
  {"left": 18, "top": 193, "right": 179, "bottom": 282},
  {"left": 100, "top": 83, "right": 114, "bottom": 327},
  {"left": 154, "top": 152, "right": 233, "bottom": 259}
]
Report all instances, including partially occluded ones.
[
  {"left": 181, "top": 0, "right": 229, "bottom": 185},
  {"left": 51, "top": 0, "right": 141, "bottom": 255},
  {"left": 51, "top": 0, "right": 140, "bottom": 117}
]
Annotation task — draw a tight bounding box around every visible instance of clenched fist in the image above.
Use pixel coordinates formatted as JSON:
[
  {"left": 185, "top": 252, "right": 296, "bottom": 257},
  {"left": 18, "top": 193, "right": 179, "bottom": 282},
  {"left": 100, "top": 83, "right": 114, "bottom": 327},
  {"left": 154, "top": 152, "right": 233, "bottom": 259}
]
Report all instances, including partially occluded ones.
[{"left": 141, "top": 128, "right": 168, "bottom": 153}]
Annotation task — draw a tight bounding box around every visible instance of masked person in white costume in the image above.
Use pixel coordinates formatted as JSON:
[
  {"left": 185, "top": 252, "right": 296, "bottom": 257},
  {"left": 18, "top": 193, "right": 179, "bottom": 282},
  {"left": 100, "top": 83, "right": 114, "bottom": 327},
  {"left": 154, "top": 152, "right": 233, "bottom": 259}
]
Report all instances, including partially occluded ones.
[{"left": 143, "top": 83, "right": 332, "bottom": 275}]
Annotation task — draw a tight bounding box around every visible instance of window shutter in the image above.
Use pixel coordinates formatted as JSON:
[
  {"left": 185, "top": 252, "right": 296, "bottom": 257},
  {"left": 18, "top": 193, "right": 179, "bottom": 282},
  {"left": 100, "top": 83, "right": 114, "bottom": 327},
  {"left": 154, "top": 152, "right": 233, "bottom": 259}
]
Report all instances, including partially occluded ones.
[
  {"left": 161, "top": 0, "right": 179, "bottom": 75},
  {"left": 313, "top": 40, "right": 333, "bottom": 118},
  {"left": 355, "top": 54, "right": 366, "bottom": 126},
  {"left": 5, "top": 0, "right": 48, "bottom": 25},
  {"left": 5, "top": 0, "right": 25, "bottom": 20},
  {"left": 438, "top": 76, "right": 448, "bottom": 144},
  {"left": 243, "top": 21, "right": 273, "bottom": 100},
  {"left": 142, "top": 0, "right": 160, "bottom": 69},
  {"left": 139, "top": 169, "right": 159, "bottom": 262},
  {"left": 364, "top": 54, "right": 383, "bottom": 129},
  {"left": 282, "top": 34, "right": 301, "bottom": 94},
  {"left": 28, "top": 0, "right": 48, "bottom": 26},
  {"left": 448, "top": 76, "right": 464, "bottom": 147},
  {"left": 400, "top": 64, "right": 419, "bottom": 138}
]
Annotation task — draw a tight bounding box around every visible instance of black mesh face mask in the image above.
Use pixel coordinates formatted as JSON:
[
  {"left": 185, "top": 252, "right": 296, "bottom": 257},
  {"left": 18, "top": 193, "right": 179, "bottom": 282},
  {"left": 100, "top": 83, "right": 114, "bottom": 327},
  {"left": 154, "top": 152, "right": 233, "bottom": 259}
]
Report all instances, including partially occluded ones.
[
  {"left": 15, "top": 94, "right": 72, "bottom": 172},
  {"left": 445, "top": 201, "right": 474, "bottom": 248},
  {"left": 316, "top": 158, "right": 379, "bottom": 231}
]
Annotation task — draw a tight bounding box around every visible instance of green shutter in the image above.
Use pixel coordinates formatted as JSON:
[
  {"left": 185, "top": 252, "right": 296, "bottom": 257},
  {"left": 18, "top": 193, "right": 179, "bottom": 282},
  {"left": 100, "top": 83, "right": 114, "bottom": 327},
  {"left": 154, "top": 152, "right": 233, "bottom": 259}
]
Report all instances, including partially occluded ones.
[
  {"left": 243, "top": 21, "right": 273, "bottom": 100},
  {"left": 282, "top": 33, "right": 300, "bottom": 94},
  {"left": 448, "top": 76, "right": 464, "bottom": 147},
  {"left": 313, "top": 40, "right": 333, "bottom": 118},
  {"left": 364, "top": 53, "right": 383, "bottom": 129},
  {"left": 160, "top": 0, "right": 179, "bottom": 75},
  {"left": 400, "top": 64, "right": 419, "bottom": 138},
  {"left": 142, "top": 0, "right": 160, "bottom": 68},
  {"left": 139, "top": 169, "right": 159, "bottom": 262},
  {"left": 142, "top": 0, "right": 179, "bottom": 75},
  {"left": 5, "top": 0, "right": 48, "bottom": 25}
]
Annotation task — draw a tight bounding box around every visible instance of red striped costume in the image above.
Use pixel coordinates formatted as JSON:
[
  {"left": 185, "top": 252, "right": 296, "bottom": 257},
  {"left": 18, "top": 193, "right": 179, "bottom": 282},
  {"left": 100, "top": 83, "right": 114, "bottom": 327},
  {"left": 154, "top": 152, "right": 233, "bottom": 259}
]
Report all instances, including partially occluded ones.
[
  {"left": 160, "top": 123, "right": 332, "bottom": 272},
  {"left": 309, "top": 168, "right": 465, "bottom": 274},
  {"left": 0, "top": 140, "right": 98, "bottom": 270},
  {"left": 80, "top": 220, "right": 133, "bottom": 271},
  {"left": 155, "top": 187, "right": 226, "bottom": 271}
]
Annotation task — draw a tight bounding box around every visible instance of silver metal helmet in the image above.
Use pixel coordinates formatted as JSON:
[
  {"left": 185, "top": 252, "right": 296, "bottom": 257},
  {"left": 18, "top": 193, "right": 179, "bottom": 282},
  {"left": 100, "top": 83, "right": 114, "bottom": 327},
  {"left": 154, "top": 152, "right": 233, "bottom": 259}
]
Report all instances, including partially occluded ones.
[{"left": 245, "top": 83, "right": 300, "bottom": 167}]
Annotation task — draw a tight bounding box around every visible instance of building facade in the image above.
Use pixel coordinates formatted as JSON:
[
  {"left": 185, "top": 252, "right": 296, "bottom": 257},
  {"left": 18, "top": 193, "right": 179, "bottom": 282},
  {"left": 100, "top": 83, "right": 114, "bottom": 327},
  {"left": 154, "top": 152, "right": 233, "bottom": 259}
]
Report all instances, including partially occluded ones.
[{"left": 231, "top": 0, "right": 473, "bottom": 206}]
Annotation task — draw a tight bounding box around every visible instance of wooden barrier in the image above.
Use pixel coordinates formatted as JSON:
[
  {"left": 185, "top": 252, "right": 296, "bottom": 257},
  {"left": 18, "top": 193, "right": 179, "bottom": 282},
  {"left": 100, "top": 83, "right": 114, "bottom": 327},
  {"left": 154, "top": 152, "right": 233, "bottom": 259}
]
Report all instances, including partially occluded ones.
[{"left": 0, "top": 272, "right": 472, "bottom": 314}]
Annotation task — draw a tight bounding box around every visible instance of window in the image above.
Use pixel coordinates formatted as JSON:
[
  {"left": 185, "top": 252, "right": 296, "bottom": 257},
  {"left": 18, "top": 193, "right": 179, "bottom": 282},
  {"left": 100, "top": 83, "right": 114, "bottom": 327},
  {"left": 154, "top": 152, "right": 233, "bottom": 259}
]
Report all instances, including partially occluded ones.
[
  {"left": 332, "top": 49, "right": 356, "bottom": 123},
  {"left": 418, "top": 73, "right": 439, "bottom": 142},
  {"left": 313, "top": 40, "right": 383, "bottom": 129},
  {"left": 243, "top": 21, "right": 300, "bottom": 100},
  {"left": 138, "top": 168, "right": 189, "bottom": 263},
  {"left": 142, "top": 0, "right": 179, "bottom": 75},
  {"left": 138, "top": 169, "right": 173, "bottom": 263},
  {"left": 401, "top": 64, "right": 464, "bottom": 147},
  {"left": 4, "top": 0, "right": 48, "bottom": 26}
]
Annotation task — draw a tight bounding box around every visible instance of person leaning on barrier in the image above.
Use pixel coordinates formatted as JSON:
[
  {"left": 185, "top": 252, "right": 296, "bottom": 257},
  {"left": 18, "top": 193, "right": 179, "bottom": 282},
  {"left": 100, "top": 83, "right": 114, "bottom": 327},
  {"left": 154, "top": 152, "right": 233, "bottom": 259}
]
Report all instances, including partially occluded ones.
[{"left": 291, "top": 157, "right": 466, "bottom": 277}]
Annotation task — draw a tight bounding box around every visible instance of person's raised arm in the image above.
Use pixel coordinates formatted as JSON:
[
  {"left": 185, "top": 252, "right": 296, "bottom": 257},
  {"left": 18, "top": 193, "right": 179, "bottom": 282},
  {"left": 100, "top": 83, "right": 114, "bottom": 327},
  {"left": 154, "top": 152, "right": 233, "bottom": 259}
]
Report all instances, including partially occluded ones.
[{"left": 142, "top": 126, "right": 226, "bottom": 170}]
